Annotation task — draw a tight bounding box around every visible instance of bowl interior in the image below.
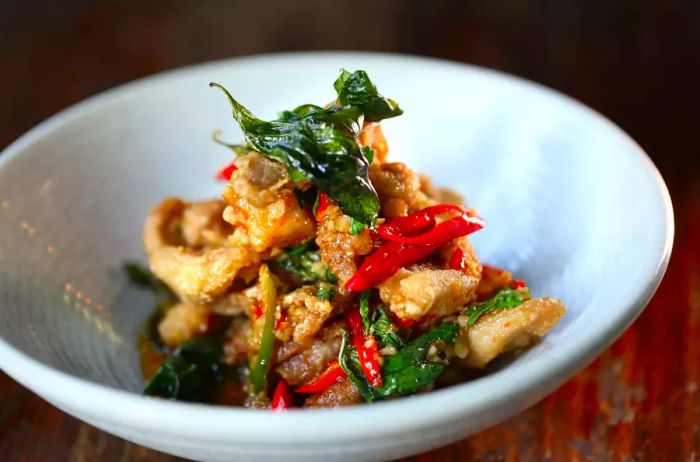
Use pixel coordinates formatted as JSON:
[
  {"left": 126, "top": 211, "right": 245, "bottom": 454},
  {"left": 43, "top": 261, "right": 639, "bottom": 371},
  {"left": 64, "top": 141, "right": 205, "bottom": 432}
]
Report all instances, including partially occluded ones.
[{"left": 0, "top": 53, "right": 672, "bottom": 460}]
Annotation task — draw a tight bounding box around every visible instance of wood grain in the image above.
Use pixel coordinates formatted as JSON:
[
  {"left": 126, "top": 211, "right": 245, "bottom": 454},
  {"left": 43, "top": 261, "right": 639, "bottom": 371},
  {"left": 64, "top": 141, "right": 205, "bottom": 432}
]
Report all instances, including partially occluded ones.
[{"left": 1, "top": 1, "right": 698, "bottom": 460}]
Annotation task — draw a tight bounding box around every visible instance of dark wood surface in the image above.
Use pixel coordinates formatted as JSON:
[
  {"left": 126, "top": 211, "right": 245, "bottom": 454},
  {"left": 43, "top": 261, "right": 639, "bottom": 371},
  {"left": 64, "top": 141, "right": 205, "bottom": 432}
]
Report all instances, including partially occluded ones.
[{"left": 1, "top": 1, "right": 699, "bottom": 460}]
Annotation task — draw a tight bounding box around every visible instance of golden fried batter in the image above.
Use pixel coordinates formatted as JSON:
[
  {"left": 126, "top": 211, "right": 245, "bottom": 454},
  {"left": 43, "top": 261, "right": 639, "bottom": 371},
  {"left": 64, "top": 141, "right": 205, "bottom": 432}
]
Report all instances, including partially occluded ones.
[
  {"left": 222, "top": 152, "right": 315, "bottom": 252},
  {"left": 144, "top": 198, "right": 260, "bottom": 303}
]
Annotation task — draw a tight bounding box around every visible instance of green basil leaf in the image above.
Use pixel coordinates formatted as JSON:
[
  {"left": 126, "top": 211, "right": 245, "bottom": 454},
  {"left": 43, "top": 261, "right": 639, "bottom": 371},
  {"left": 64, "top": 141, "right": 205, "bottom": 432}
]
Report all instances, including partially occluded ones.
[
  {"left": 359, "top": 290, "right": 372, "bottom": 332},
  {"left": 349, "top": 217, "right": 365, "bottom": 235},
  {"left": 274, "top": 241, "right": 337, "bottom": 284},
  {"left": 362, "top": 146, "right": 375, "bottom": 164},
  {"left": 381, "top": 322, "right": 458, "bottom": 374},
  {"left": 369, "top": 307, "right": 405, "bottom": 350},
  {"left": 334, "top": 70, "right": 403, "bottom": 122},
  {"left": 316, "top": 286, "right": 337, "bottom": 301},
  {"left": 338, "top": 330, "right": 374, "bottom": 402},
  {"left": 144, "top": 337, "right": 223, "bottom": 401},
  {"left": 464, "top": 288, "right": 529, "bottom": 326},
  {"left": 373, "top": 362, "right": 444, "bottom": 398},
  {"left": 210, "top": 82, "right": 379, "bottom": 225}
]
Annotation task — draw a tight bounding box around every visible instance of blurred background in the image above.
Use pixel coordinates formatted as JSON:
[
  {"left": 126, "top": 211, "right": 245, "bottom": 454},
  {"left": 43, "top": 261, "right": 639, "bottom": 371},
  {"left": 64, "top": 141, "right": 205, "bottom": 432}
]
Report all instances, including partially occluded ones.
[
  {"left": 2, "top": 0, "right": 699, "bottom": 194},
  {"left": 1, "top": 1, "right": 699, "bottom": 461}
]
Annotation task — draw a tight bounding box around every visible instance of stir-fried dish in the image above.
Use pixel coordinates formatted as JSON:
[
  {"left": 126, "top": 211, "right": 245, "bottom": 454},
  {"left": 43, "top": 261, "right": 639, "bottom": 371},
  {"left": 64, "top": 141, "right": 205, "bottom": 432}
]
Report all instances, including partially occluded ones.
[{"left": 126, "top": 70, "right": 565, "bottom": 410}]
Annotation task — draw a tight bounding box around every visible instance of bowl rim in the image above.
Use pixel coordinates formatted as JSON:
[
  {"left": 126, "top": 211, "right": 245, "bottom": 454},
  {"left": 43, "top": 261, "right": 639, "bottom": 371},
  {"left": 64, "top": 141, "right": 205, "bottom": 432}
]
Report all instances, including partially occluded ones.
[{"left": 0, "top": 51, "right": 674, "bottom": 443}]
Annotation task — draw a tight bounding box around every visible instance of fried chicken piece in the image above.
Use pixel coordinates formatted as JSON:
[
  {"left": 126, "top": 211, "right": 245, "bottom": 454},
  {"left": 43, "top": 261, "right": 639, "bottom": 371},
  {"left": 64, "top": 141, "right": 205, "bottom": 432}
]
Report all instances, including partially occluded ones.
[
  {"left": 369, "top": 161, "right": 421, "bottom": 218},
  {"left": 315, "top": 200, "right": 373, "bottom": 287},
  {"left": 275, "top": 286, "right": 336, "bottom": 343},
  {"left": 144, "top": 198, "right": 260, "bottom": 303},
  {"left": 275, "top": 325, "right": 343, "bottom": 386},
  {"left": 303, "top": 377, "right": 362, "bottom": 408},
  {"left": 180, "top": 200, "right": 231, "bottom": 247},
  {"left": 222, "top": 152, "right": 315, "bottom": 252},
  {"left": 379, "top": 263, "right": 480, "bottom": 321},
  {"left": 157, "top": 302, "right": 211, "bottom": 348},
  {"left": 462, "top": 297, "right": 565, "bottom": 368}
]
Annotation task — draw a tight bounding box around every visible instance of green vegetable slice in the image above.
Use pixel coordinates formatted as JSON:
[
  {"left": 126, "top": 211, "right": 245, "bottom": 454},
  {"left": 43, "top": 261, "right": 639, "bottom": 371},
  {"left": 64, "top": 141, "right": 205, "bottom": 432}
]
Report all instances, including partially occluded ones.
[{"left": 249, "top": 264, "right": 277, "bottom": 393}]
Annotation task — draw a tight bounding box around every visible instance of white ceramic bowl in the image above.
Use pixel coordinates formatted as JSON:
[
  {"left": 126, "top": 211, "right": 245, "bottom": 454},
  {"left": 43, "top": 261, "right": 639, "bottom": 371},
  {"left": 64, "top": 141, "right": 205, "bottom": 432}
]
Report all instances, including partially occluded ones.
[{"left": 0, "top": 52, "right": 673, "bottom": 462}]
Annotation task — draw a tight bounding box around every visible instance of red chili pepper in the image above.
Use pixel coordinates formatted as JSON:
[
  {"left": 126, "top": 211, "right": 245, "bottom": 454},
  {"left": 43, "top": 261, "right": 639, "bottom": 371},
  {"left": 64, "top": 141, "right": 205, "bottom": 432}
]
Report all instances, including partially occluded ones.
[
  {"left": 275, "top": 312, "right": 288, "bottom": 332},
  {"left": 448, "top": 247, "right": 467, "bottom": 271},
  {"left": 295, "top": 359, "right": 347, "bottom": 394},
  {"left": 393, "top": 316, "right": 415, "bottom": 329},
  {"left": 252, "top": 301, "right": 263, "bottom": 320},
  {"left": 315, "top": 192, "right": 331, "bottom": 218},
  {"left": 379, "top": 213, "right": 485, "bottom": 246},
  {"left": 347, "top": 308, "right": 383, "bottom": 387},
  {"left": 345, "top": 241, "right": 440, "bottom": 292},
  {"left": 271, "top": 379, "right": 292, "bottom": 411},
  {"left": 216, "top": 162, "right": 238, "bottom": 181},
  {"left": 511, "top": 279, "right": 527, "bottom": 289},
  {"left": 378, "top": 204, "right": 464, "bottom": 238}
]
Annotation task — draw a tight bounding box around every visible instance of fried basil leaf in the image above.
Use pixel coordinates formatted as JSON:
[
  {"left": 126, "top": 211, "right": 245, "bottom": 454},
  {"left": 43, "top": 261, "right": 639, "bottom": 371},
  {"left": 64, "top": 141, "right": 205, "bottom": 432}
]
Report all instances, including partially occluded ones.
[
  {"left": 368, "top": 307, "right": 405, "bottom": 351},
  {"left": 463, "top": 287, "right": 529, "bottom": 326},
  {"left": 274, "top": 240, "right": 337, "bottom": 284},
  {"left": 210, "top": 71, "right": 400, "bottom": 225},
  {"left": 381, "top": 322, "right": 458, "bottom": 374},
  {"left": 145, "top": 337, "right": 223, "bottom": 401},
  {"left": 334, "top": 69, "right": 403, "bottom": 122},
  {"left": 316, "top": 286, "right": 337, "bottom": 301},
  {"left": 338, "top": 322, "right": 458, "bottom": 401}
]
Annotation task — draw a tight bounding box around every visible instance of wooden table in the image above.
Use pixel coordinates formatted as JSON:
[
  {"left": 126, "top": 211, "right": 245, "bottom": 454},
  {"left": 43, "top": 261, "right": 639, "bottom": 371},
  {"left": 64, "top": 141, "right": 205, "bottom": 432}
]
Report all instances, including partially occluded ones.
[{"left": 1, "top": 1, "right": 698, "bottom": 460}]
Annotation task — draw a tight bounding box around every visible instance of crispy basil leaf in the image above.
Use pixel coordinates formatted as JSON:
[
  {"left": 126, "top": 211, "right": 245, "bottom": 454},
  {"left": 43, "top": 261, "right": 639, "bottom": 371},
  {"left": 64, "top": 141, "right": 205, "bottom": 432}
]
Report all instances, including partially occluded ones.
[
  {"left": 145, "top": 337, "right": 223, "bottom": 401},
  {"left": 210, "top": 83, "right": 378, "bottom": 224},
  {"left": 316, "top": 286, "right": 337, "bottom": 301},
  {"left": 338, "top": 331, "right": 374, "bottom": 402},
  {"left": 349, "top": 217, "right": 365, "bottom": 235},
  {"left": 334, "top": 70, "right": 403, "bottom": 122},
  {"left": 369, "top": 307, "right": 405, "bottom": 351},
  {"left": 464, "top": 287, "right": 529, "bottom": 326},
  {"left": 372, "top": 362, "right": 444, "bottom": 398},
  {"left": 210, "top": 71, "right": 400, "bottom": 225},
  {"left": 338, "top": 322, "right": 457, "bottom": 401},
  {"left": 274, "top": 241, "right": 337, "bottom": 284},
  {"left": 362, "top": 146, "right": 375, "bottom": 164},
  {"left": 359, "top": 291, "right": 372, "bottom": 332},
  {"left": 381, "top": 322, "right": 458, "bottom": 374}
]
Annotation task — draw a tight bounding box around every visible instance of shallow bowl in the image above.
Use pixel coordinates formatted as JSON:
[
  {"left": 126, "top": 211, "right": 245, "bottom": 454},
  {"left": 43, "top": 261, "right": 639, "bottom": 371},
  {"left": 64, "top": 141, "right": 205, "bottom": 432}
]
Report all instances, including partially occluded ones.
[{"left": 0, "top": 52, "right": 673, "bottom": 461}]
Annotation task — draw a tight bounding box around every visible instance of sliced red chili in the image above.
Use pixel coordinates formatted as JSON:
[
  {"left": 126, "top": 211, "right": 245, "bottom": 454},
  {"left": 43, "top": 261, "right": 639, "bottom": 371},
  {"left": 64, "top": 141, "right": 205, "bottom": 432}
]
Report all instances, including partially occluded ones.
[
  {"left": 347, "top": 308, "right": 383, "bottom": 387},
  {"left": 252, "top": 301, "right": 263, "bottom": 320},
  {"left": 216, "top": 162, "right": 238, "bottom": 181},
  {"left": 315, "top": 192, "right": 331, "bottom": 218},
  {"left": 271, "top": 379, "right": 292, "bottom": 411},
  {"left": 378, "top": 204, "right": 464, "bottom": 238},
  {"left": 448, "top": 247, "right": 467, "bottom": 271},
  {"left": 275, "top": 312, "right": 288, "bottom": 333},
  {"left": 393, "top": 316, "right": 415, "bottom": 329},
  {"left": 379, "top": 213, "right": 485, "bottom": 246},
  {"left": 511, "top": 279, "right": 527, "bottom": 289},
  {"left": 295, "top": 359, "right": 347, "bottom": 394},
  {"left": 344, "top": 241, "right": 439, "bottom": 292}
]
